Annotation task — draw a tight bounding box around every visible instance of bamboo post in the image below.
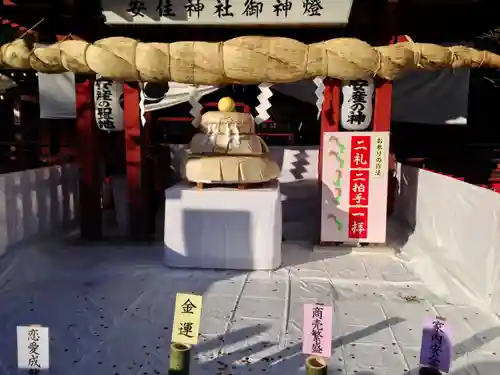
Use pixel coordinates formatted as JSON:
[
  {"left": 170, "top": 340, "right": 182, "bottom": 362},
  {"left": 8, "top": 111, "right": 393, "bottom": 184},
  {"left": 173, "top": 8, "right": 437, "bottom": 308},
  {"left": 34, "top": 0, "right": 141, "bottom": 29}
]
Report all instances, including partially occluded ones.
[
  {"left": 305, "top": 356, "right": 327, "bottom": 375},
  {"left": 169, "top": 342, "right": 191, "bottom": 375}
]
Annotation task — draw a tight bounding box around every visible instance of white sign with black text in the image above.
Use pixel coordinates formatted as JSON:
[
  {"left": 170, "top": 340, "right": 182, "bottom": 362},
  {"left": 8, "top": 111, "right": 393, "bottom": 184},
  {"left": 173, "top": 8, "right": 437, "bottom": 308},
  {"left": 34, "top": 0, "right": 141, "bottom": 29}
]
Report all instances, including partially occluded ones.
[
  {"left": 17, "top": 325, "right": 50, "bottom": 370},
  {"left": 340, "top": 78, "right": 375, "bottom": 131},
  {"left": 94, "top": 78, "right": 124, "bottom": 131},
  {"left": 102, "top": 0, "right": 353, "bottom": 25}
]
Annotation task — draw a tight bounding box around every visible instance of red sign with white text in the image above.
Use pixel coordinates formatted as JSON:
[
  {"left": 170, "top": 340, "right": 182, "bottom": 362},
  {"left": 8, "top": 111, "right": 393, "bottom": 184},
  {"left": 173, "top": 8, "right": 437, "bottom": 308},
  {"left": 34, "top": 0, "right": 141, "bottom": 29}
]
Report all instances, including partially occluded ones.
[
  {"left": 350, "top": 136, "right": 371, "bottom": 169},
  {"left": 348, "top": 206, "right": 368, "bottom": 239},
  {"left": 349, "top": 170, "right": 370, "bottom": 206}
]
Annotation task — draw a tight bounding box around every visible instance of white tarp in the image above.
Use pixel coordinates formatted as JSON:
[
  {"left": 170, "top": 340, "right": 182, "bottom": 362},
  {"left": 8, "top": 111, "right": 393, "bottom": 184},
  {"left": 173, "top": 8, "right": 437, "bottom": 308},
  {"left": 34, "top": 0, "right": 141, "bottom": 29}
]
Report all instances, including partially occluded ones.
[{"left": 393, "top": 165, "right": 500, "bottom": 316}]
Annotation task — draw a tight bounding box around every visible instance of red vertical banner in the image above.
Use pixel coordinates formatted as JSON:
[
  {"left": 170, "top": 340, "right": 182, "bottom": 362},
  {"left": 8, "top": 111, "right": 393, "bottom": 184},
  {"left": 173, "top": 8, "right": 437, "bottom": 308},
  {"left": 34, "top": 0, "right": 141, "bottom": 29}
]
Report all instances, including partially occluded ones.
[
  {"left": 348, "top": 135, "right": 371, "bottom": 241},
  {"left": 349, "top": 170, "right": 369, "bottom": 206},
  {"left": 350, "top": 136, "right": 371, "bottom": 169},
  {"left": 348, "top": 206, "right": 368, "bottom": 239}
]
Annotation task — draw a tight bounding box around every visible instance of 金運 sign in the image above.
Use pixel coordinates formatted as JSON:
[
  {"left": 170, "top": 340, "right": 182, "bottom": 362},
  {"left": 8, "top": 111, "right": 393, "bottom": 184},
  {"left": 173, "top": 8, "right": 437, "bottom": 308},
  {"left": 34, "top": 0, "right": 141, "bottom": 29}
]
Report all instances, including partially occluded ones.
[
  {"left": 340, "top": 78, "right": 375, "bottom": 131},
  {"left": 102, "top": 0, "right": 353, "bottom": 25},
  {"left": 94, "top": 78, "right": 124, "bottom": 131},
  {"left": 171, "top": 293, "right": 203, "bottom": 345},
  {"left": 320, "top": 131, "right": 389, "bottom": 243}
]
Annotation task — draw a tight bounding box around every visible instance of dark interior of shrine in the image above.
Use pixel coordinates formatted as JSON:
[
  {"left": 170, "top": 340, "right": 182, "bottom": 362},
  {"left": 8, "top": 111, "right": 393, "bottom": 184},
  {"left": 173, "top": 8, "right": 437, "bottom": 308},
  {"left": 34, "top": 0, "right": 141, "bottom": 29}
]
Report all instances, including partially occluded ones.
[{"left": 1, "top": 0, "right": 500, "bottom": 187}]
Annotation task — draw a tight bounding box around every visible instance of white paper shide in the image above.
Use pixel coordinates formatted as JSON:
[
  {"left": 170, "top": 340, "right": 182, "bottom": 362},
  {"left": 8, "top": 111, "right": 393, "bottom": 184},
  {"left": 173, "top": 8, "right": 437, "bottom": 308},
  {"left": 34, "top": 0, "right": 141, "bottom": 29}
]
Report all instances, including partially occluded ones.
[
  {"left": 340, "top": 79, "right": 374, "bottom": 131},
  {"left": 255, "top": 83, "right": 273, "bottom": 125},
  {"left": 17, "top": 326, "right": 50, "bottom": 370},
  {"left": 313, "top": 76, "right": 325, "bottom": 119},
  {"left": 94, "top": 78, "right": 124, "bottom": 131}
]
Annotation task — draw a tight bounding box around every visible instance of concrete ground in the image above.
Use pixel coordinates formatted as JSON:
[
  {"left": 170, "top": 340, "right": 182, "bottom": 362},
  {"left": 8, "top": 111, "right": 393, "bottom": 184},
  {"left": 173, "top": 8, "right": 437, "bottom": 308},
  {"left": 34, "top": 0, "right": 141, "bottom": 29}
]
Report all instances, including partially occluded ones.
[{"left": 0, "top": 237, "right": 499, "bottom": 375}]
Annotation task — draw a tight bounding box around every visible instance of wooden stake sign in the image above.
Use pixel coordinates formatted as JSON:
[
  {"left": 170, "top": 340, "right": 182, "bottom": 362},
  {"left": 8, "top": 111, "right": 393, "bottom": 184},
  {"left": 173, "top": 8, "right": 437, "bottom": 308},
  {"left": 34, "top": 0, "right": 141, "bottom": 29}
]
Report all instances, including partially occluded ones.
[
  {"left": 17, "top": 325, "right": 50, "bottom": 371},
  {"left": 420, "top": 316, "right": 452, "bottom": 373},
  {"left": 171, "top": 293, "right": 203, "bottom": 345},
  {"left": 169, "top": 293, "right": 203, "bottom": 375},
  {"left": 303, "top": 303, "right": 332, "bottom": 375}
]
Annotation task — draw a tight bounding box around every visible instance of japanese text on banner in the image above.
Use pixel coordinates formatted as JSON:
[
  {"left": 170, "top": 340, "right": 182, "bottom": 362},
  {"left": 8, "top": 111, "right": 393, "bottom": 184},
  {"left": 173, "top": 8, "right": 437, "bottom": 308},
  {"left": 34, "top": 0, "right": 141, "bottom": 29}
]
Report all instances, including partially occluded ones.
[
  {"left": 373, "top": 136, "right": 384, "bottom": 178},
  {"left": 303, "top": 304, "right": 333, "bottom": 357},
  {"left": 420, "top": 317, "right": 452, "bottom": 373},
  {"left": 348, "top": 206, "right": 368, "bottom": 239},
  {"left": 17, "top": 326, "right": 50, "bottom": 370},
  {"left": 349, "top": 170, "right": 369, "bottom": 206},
  {"left": 95, "top": 80, "right": 116, "bottom": 130},
  {"left": 348, "top": 135, "right": 371, "bottom": 240},
  {"left": 125, "top": 0, "right": 325, "bottom": 19},
  {"left": 171, "top": 293, "right": 203, "bottom": 345},
  {"left": 350, "top": 135, "right": 371, "bottom": 169}
]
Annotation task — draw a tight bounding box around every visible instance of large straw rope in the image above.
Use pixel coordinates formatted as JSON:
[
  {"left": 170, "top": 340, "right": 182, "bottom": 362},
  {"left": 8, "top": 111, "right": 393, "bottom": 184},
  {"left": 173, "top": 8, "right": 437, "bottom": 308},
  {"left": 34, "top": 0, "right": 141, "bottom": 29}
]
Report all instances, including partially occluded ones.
[{"left": 1, "top": 36, "right": 500, "bottom": 84}]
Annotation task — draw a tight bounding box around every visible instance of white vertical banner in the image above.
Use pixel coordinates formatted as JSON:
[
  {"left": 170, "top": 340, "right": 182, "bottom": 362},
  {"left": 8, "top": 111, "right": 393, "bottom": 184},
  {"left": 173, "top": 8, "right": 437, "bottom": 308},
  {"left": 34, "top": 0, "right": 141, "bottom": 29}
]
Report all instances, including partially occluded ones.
[
  {"left": 36, "top": 43, "right": 77, "bottom": 119},
  {"left": 17, "top": 325, "right": 50, "bottom": 370},
  {"left": 94, "top": 77, "right": 124, "bottom": 131},
  {"left": 255, "top": 83, "right": 273, "bottom": 124},
  {"left": 38, "top": 72, "right": 77, "bottom": 119},
  {"left": 340, "top": 78, "right": 375, "bottom": 131}
]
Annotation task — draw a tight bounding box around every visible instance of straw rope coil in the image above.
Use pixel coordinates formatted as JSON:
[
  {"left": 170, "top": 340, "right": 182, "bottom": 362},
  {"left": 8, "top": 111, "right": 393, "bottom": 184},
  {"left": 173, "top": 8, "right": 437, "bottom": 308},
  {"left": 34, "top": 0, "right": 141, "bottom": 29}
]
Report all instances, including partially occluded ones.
[{"left": 1, "top": 36, "right": 500, "bottom": 84}]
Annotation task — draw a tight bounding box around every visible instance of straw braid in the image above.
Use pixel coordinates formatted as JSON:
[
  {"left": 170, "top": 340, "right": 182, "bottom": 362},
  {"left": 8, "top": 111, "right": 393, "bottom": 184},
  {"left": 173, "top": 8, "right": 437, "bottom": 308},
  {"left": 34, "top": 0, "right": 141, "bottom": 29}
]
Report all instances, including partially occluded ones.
[{"left": 0, "top": 36, "right": 498, "bottom": 84}]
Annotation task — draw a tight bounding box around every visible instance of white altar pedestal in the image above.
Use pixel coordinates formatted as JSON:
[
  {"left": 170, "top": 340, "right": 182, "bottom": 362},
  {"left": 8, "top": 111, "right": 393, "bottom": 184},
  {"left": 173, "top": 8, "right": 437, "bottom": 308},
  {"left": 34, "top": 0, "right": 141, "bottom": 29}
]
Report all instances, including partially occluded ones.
[{"left": 164, "top": 182, "right": 282, "bottom": 270}]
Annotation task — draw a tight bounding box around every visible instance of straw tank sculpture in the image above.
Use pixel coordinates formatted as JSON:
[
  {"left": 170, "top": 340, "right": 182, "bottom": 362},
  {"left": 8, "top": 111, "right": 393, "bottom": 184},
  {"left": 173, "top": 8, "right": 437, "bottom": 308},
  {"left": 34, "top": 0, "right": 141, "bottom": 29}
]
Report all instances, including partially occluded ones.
[
  {"left": 1, "top": 36, "right": 500, "bottom": 84},
  {"left": 186, "top": 97, "right": 280, "bottom": 188}
]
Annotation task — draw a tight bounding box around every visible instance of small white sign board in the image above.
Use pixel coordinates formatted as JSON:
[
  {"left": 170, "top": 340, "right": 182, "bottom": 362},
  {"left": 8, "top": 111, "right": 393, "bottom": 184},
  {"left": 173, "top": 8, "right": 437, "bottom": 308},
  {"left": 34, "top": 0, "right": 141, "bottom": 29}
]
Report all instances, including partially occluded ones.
[
  {"left": 102, "top": 0, "right": 353, "bottom": 25},
  {"left": 17, "top": 326, "right": 50, "bottom": 370}
]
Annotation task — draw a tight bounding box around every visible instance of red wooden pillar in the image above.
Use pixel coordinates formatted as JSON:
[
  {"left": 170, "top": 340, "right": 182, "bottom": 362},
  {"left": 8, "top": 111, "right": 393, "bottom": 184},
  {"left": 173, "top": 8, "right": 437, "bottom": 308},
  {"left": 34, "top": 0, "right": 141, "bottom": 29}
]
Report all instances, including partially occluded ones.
[
  {"left": 123, "top": 83, "right": 154, "bottom": 239},
  {"left": 318, "top": 78, "right": 341, "bottom": 180},
  {"left": 75, "top": 77, "right": 102, "bottom": 239}
]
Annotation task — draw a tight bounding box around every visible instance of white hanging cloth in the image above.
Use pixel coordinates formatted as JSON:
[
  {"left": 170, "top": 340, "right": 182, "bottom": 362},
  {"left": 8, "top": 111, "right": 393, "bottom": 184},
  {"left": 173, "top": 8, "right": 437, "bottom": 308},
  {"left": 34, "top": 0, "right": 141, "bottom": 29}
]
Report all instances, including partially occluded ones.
[
  {"left": 255, "top": 83, "right": 273, "bottom": 124},
  {"left": 313, "top": 77, "right": 325, "bottom": 119},
  {"left": 188, "top": 85, "right": 203, "bottom": 126}
]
